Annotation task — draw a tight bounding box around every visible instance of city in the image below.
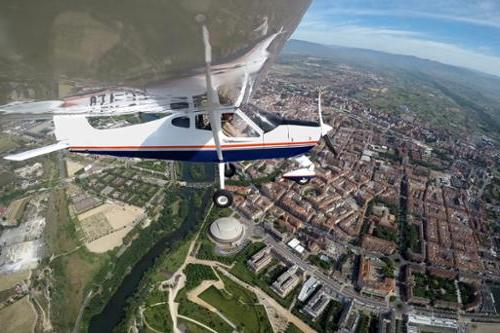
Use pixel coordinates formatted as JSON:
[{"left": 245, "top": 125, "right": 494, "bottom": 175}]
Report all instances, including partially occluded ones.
[{"left": 1, "top": 48, "right": 499, "bottom": 332}]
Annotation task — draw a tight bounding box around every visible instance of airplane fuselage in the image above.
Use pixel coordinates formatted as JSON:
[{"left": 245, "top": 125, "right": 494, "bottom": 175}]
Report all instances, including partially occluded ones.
[{"left": 56, "top": 109, "right": 321, "bottom": 163}]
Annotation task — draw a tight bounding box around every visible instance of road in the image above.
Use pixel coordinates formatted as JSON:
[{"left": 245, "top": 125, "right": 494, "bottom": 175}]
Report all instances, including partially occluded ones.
[
  {"left": 263, "top": 233, "right": 390, "bottom": 313},
  {"left": 72, "top": 290, "right": 93, "bottom": 333}
]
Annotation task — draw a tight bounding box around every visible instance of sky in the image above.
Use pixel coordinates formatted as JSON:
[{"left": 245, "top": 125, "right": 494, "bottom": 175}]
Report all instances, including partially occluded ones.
[{"left": 292, "top": 0, "right": 500, "bottom": 77}]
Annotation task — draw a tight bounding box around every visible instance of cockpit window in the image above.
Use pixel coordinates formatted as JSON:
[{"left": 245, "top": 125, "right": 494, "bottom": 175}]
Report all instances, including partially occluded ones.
[
  {"left": 222, "top": 112, "right": 259, "bottom": 137},
  {"left": 195, "top": 114, "right": 211, "bottom": 130},
  {"left": 172, "top": 116, "right": 190, "bottom": 128}
]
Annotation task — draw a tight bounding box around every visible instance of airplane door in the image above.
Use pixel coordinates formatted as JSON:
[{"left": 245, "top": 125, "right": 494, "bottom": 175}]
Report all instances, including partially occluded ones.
[{"left": 221, "top": 111, "right": 263, "bottom": 145}]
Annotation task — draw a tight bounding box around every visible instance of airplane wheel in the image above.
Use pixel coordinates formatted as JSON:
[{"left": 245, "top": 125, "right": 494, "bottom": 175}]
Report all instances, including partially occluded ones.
[
  {"left": 213, "top": 189, "right": 233, "bottom": 208},
  {"left": 296, "top": 177, "right": 311, "bottom": 185},
  {"left": 224, "top": 163, "right": 236, "bottom": 178}
]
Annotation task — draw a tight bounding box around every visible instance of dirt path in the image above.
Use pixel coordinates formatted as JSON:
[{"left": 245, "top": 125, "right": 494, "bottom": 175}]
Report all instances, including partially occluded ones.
[
  {"left": 28, "top": 296, "right": 38, "bottom": 333},
  {"left": 30, "top": 295, "right": 52, "bottom": 332},
  {"left": 50, "top": 245, "right": 82, "bottom": 263},
  {"left": 251, "top": 290, "right": 290, "bottom": 333},
  {"left": 186, "top": 257, "right": 233, "bottom": 269},
  {"left": 141, "top": 306, "right": 164, "bottom": 333},
  {"left": 163, "top": 205, "right": 214, "bottom": 333},
  {"left": 185, "top": 279, "right": 236, "bottom": 330},
  {"left": 72, "top": 290, "right": 93, "bottom": 333}
]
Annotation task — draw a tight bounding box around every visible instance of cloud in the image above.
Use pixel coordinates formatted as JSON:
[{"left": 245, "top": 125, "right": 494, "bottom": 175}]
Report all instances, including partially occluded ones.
[
  {"left": 312, "top": 0, "right": 500, "bottom": 29},
  {"left": 293, "top": 24, "right": 500, "bottom": 77},
  {"left": 324, "top": 8, "right": 500, "bottom": 29}
]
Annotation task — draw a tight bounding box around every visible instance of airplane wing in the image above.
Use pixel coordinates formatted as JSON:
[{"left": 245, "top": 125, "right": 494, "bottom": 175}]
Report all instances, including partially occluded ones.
[
  {"left": 4, "top": 142, "right": 69, "bottom": 161},
  {"left": 0, "top": 1, "right": 312, "bottom": 116}
]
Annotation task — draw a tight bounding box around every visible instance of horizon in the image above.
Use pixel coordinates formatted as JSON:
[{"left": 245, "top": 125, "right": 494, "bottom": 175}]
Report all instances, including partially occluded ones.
[
  {"left": 287, "top": 38, "right": 500, "bottom": 79},
  {"left": 293, "top": 0, "right": 500, "bottom": 77}
]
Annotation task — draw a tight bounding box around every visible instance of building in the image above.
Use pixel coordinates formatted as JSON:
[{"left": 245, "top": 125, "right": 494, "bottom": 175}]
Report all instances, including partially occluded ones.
[
  {"left": 377, "top": 311, "right": 396, "bottom": 333},
  {"left": 247, "top": 247, "right": 272, "bottom": 273},
  {"left": 209, "top": 217, "right": 245, "bottom": 249},
  {"left": 287, "top": 238, "right": 306, "bottom": 255},
  {"left": 337, "top": 301, "right": 359, "bottom": 333},
  {"left": 361, "top": 234, "right": 396, "bottom": 255},
  {"left": 357, "top": 256, "right": 395, "bottom": 297},
  {"left": 271, "top": 265, "right": 301, "bottom": 298},
  {"left": 303, "top": 289, "right": 331, "bottom": 319},
  {"left": 298, "top": 277, "right": 320, "bottom": 302},
  {"left": 406, "top": 313, "right": 457, "bottom": 333}
]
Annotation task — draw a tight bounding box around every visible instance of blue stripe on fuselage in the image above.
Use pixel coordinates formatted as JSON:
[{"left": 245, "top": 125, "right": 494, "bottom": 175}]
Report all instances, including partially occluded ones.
[{"left": 71, "top": 146, "right": 314, "bottom": 162}]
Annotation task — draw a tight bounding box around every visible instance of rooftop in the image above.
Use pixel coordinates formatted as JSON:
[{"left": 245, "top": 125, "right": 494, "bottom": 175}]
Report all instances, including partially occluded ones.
[{"left": 209, "top": 217, "right": 244, "bottom": 243}]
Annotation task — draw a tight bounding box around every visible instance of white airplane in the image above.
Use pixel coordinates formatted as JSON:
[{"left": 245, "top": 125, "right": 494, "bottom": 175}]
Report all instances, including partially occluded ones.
[{"left": 1, "top": 2, "right": 333, "bottom": 208}]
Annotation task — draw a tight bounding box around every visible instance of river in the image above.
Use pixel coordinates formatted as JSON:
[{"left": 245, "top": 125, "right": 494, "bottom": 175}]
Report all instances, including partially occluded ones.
[{"left": 87, "top": 187, "right": 209, "bottom": 332}]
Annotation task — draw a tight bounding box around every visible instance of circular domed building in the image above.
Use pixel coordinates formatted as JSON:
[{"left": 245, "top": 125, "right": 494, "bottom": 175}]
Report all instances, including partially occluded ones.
[{"left": 209, "top": 217, "right": 245, "bottom": 249}]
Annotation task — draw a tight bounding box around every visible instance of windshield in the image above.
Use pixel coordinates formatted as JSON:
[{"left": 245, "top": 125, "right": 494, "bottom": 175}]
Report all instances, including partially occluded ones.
[
  {"left": 242, "top": 104, "right": 319, "bottom": 133},
  {"left": 221, "top": 112, "right": 259, "bottom": 137}
]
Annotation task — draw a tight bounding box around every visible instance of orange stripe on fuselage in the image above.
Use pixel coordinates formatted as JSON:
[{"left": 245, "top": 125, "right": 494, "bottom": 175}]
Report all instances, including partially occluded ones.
[{"left": 69, "top": 140, "right": 319, "bottom": 150}]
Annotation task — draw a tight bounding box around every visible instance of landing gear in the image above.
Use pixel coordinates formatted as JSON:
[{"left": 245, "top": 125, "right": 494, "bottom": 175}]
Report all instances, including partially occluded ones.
[
  {"left": 213, "top": 162, "right": 233, "bottom": 208},
  {"left": 224, "top": 163, "right": 236, "bottom": 178},
  {"left": 213, "top": 189, "right": 233, "bottom": 208}
]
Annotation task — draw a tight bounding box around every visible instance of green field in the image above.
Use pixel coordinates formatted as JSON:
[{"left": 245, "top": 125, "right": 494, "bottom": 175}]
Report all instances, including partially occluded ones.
[
  {"left": 144, "top": 303, "right": 172, "bottom": 332},
  {"left": 200, "top": 274, "right": 273, "bottom": 333},
  {"left": 42, "top": 189, "right": 112, "bottom": 331},
  {"left": 184, "top": 264, "right": 218, "bottom": 291},
  {"left": 177, "top": 288, "right": 233, "bottom": 333},
  {"left": 175, "top": 259, "right": 274, "bottom": 333},
  {"left": 175, "top": 260, "right": 233, "bottom": 333},
  {"left": 178, "top": 319, "right": 212, "bottom": 333},
  {"left": 50, "top": 248, "right": 110, "bottom": 331}
]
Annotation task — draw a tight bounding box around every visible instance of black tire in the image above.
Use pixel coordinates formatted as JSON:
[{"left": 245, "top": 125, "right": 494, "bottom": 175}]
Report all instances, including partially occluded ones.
[
  {"left": 213, "top": 189, "right": 233, "bottom": 208},
  {"left": 224, "top": 163, "right": 236, "bottom": 178},
  {"left": 296, "top": 177, "right": 311, "bottom": 185}
]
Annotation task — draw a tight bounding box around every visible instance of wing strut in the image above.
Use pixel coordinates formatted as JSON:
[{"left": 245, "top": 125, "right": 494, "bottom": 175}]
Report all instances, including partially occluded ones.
[{"left": 201, "top": 23, "right": 224, "bottom": 162}]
